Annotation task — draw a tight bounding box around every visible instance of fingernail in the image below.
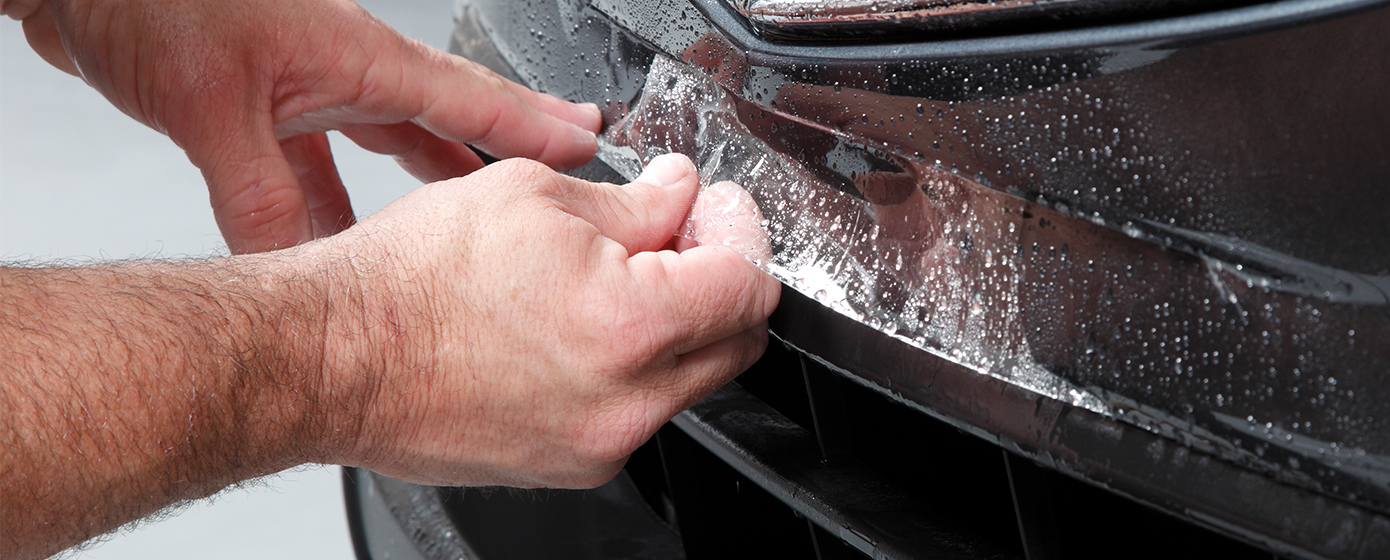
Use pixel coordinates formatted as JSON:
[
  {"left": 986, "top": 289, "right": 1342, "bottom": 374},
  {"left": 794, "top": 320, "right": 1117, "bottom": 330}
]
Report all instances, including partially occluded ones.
[
  {"left": 580, "top": 102, "right": 602, "bottom": 123},
  {"left": 636, "top": 153, "right": 693, "bottom": 187},
  {"left": 570, "top": 122, "right": 598, "bottom": 143}
]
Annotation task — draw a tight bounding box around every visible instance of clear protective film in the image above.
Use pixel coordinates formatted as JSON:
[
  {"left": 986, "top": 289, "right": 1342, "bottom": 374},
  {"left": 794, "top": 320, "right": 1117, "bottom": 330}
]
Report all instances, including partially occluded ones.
[
  {"left": 598, "top": 55, "right": 1110, "bottom": 412},
  {"left": 452, "top": 0, "right": 1390, "bottom": 535},
  {"left": 597, "top": 54, "right": 1390, "bottom": 498}
]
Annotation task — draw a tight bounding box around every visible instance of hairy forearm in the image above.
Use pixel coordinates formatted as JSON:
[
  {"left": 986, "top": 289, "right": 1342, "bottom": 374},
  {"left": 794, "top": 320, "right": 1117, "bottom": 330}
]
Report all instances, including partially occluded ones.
[
  {"left": 0, "top": 255, "right": 357, "bottom": 559},
  {"left": 0, "top": 156, "right": 778, "bottom": 558}
]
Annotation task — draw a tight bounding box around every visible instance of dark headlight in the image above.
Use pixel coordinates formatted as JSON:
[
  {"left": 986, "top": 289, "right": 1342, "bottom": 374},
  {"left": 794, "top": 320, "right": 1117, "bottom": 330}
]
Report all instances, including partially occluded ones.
[{"left": 726, "top": 0, "right": 1268, "bottom": 40}]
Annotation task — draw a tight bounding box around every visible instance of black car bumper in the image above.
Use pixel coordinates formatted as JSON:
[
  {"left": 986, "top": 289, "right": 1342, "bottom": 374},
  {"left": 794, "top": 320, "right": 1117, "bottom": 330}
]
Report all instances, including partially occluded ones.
[{"left": 345, "top": 0, "right": 1390, "bottom": 558}]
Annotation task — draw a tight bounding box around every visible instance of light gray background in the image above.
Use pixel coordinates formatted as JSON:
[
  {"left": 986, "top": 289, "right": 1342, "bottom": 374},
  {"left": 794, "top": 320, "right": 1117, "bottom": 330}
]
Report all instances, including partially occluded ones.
[{"left": 2, "top": 0, "right": 455, "bottom": 557}]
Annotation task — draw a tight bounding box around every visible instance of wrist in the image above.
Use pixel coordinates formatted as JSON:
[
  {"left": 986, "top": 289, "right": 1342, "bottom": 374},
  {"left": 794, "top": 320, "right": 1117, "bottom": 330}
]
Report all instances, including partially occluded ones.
[
  {"left": 198, "top": 251, "right": 341, "bottom": 472},
  {"left": 283, "top": 237, "right": 433, "bottom": 470}
]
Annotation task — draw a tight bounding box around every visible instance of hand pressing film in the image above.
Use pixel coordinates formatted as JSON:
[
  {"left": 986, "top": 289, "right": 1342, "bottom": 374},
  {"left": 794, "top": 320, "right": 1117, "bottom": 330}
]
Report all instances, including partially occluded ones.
[
  {"left": 326, "top": 152, "right": 781, "bottom": 489},
  {"left": 676, "top": 180, "right": 773, "bottom": 265}
]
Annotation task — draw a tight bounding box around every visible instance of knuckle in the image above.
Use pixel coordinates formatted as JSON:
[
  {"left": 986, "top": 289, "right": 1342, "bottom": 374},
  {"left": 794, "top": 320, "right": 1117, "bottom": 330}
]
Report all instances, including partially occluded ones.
[
  {"left": 594, "top": 305, "right": 665, "bottom": 369},
  {"left": 468, "top": 64, "right": 512, "bottom": 92},
  {"left": 485, "top": 158, "right": 562, "bottom": 197},
  {"left": 565, "top": 295, "right": 670, "bottom": 380},
  {"left": 458, "top": 69, "right": 520, "bottom": 141},
  {"left": 725, "top": 257, "right": 779, "bottom": 323},
  {"left": 211, "top": 178, "right": 307, "bottom": 250},
  {"left": 486, "top": 156, "right": 546, "bottom": 177},
  {"left": 695, "top": 274, "right": 753, "bottom": 327}
]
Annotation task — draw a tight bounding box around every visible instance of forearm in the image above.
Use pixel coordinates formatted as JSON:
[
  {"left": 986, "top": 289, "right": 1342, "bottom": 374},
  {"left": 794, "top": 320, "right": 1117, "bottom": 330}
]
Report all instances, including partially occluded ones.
[
  {"left": 0, "top": 255, "right": 354, "bottom": 559},
  {"left": 0, "top": 156, "right": 778, "bottom": 558}
]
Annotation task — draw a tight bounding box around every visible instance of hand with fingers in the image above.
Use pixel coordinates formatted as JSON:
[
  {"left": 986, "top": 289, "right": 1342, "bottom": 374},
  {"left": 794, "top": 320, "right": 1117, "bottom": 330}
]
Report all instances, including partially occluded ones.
[
  {"left": 0, "top": 152, "right": 780, "bottom": 558},
  {"left": 0, "top": 0, "right": 785, "bottom": 552},
  {"left": 321, "top": 154, "right": 780, "bottom": 487},
  {"left": 2, "top": 0, "right": 601, "bottom": 253}
]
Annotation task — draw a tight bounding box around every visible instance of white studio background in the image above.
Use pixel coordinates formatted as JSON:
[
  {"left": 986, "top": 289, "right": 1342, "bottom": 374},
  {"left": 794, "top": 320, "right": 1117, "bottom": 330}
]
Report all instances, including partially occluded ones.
[{"left": 1, "top": 0, "right": 455, "bottom": 558}]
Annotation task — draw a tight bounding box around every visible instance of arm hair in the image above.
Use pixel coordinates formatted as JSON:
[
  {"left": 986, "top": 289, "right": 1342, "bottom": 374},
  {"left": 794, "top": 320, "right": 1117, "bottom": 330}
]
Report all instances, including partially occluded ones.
[{"left": 0, "top": 254, "right": 368, "bottom": 559}]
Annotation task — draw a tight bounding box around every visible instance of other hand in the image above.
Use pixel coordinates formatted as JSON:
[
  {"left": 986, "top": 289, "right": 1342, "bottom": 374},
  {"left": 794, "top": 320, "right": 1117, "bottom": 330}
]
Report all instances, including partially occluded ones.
[{"left": 3, "top": 0, "right": 601, "bottom": 252}]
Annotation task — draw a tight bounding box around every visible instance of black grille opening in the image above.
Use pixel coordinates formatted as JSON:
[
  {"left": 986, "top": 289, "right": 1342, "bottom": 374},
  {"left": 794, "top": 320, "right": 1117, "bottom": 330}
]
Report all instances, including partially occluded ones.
[
  {"left": 831, "top": 365, "right": 1026, "bottom": 558},
  {"left": 626, "top": 336, "right": 1285, "bottom": 559},
  {"left": 654, "top": 424, "right": 825, "bottom": 559}
]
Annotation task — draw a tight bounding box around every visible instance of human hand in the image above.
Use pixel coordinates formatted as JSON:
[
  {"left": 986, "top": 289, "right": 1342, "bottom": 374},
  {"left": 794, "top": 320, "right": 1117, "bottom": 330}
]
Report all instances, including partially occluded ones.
[
  {"left": 310, "top": 153, "right": 779, "bottom": 487},
  {"left": 3, "top": 0, "right": 601, "bottom": 253},
  {"left": 676, "top": 180, "right": 773, "bottom": 264}
]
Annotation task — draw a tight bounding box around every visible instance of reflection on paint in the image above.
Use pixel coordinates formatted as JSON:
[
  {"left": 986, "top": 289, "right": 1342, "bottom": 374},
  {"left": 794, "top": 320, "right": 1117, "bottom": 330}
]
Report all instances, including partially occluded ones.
[{"left": 598, "top": 54, "right": 1390, "bottom": 504}]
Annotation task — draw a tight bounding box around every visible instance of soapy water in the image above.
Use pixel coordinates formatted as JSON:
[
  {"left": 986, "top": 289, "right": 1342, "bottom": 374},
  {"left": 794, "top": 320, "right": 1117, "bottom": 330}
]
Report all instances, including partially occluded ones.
[{"left": 599, "top": 55, "right": 1113, "bottom": 413}]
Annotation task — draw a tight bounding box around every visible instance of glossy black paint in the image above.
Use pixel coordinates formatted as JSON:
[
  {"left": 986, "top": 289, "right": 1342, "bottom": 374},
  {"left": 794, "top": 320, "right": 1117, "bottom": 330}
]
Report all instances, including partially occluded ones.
[
  {"left": 770, "top": 284, "right": 1390, "bottom": 559},
  {"left": 344, "top": 321, "right": 1292, "bottom": 559},
  {"left": 443, "top": 0, "right": 1390, "bottom": 558},
  {"left": 676, "top": 0, "right": 1390, "bottom": 277},
  {"left": 462, "top": 0, "right": 1389, "bottom": 504}
]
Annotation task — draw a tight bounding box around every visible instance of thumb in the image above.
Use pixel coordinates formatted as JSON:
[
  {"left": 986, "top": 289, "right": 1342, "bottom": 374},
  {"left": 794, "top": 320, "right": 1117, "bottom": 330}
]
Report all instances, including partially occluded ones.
[
  {"left": 680, "top": 181, "right": 772, "bottom": 265},
  {"left": 555, "top": 153, "right": 701, "bottom": 254},
  {"left": 194, "top": 118, "right": 313, "bottom": 254}
]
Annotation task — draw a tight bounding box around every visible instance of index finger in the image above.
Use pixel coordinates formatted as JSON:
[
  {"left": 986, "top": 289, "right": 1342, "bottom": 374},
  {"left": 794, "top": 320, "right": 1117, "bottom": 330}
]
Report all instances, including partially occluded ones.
[
  {"left": 625, "top": 246, "right": 781, "bottom": 357},
  {"left": 367, "top": 43, "right": 602, "bottom": 170}
]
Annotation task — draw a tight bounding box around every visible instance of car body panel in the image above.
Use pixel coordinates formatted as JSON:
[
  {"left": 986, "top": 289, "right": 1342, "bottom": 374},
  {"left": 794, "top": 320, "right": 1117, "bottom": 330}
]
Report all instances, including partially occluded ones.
[{"left": 445, "top": 0, "right": 1390, "bottom": 556}]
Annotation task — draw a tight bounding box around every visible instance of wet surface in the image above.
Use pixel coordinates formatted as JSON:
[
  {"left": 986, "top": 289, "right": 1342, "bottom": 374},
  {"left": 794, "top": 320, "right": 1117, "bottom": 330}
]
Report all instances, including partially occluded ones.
[
  {"left": 455, "top": 0, "right": 1390, "bottom": 532},
  {"left": 598, "top": 51, "right": 1390, "bottom": 514}
]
